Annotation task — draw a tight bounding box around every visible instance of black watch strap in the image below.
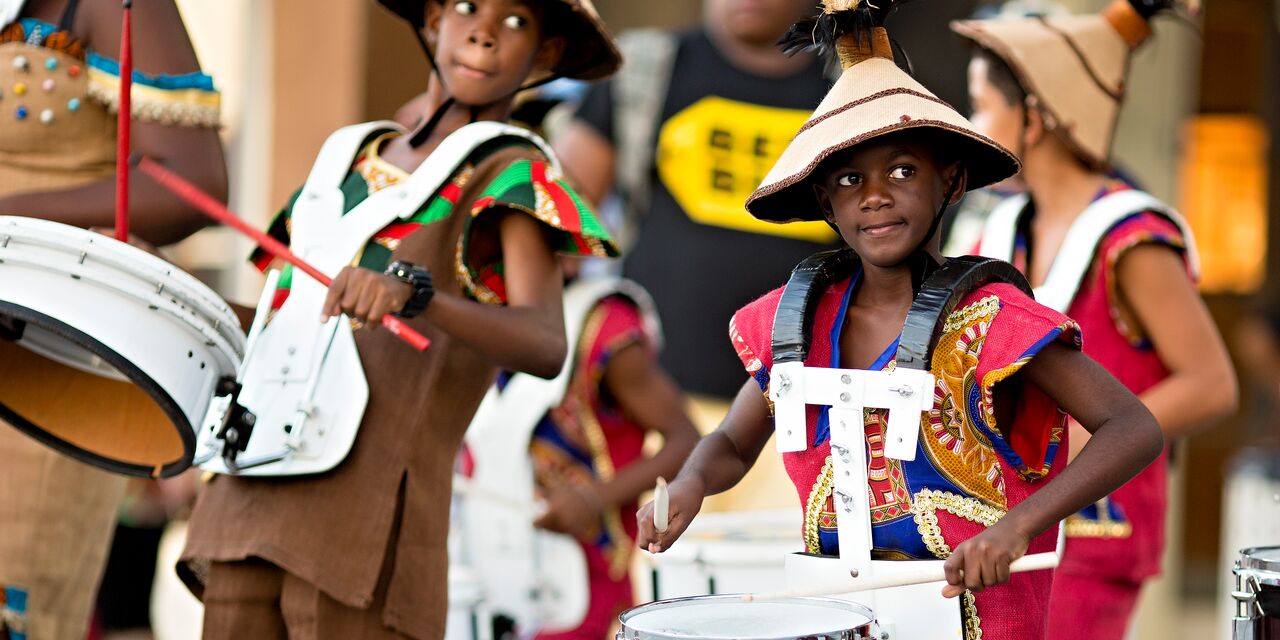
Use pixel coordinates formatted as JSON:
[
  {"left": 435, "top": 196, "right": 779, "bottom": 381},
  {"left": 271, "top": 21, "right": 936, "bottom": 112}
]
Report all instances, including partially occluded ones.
[{"left": 385, "top": 261, "right": 435, "bottom": 319}]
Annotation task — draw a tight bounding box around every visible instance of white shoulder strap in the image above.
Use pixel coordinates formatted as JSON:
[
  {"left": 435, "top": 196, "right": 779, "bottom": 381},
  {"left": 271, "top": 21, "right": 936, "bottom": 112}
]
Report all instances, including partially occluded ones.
[
  {"left": 1035, "top": 190, "right": 1199, "bottom": 313},
  {"left": 302, "top": 120, "right": 403, "bottom": 195},
  {"left": 290, "top": 121, "right": 556, "bottom": 272},
  {"left": 976, "top": 193, "right": 1030, "bottom": 263},
  {"left": 465, "top": 277, "right": 658, "bottom": 445}
]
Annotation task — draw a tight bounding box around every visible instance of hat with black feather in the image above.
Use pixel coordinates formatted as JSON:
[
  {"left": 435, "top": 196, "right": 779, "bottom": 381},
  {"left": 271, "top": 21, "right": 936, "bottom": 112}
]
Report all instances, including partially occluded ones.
[
  {"left": 746, "top": 0, "right": 1021, "bottom": 224},
  {"left": 952, "top": 0, "right": 1194, "bottom": 169}
]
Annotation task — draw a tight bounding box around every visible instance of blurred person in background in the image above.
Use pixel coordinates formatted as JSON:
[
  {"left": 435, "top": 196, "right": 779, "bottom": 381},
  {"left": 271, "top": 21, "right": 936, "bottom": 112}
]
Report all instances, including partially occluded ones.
[
  {"left": 551, "top": 0, "right": 835, "bottom": 509},
  {"left": 0, "top": 1, "right": 224, "bottom": 638},
  {"left": 955, "top": 1, "right": 1238, "bottom": 637}
]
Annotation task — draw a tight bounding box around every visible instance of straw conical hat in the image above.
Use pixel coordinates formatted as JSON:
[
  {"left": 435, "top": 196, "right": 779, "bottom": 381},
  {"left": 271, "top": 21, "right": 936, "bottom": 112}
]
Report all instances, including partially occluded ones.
[
  {"left": 952, "top": 0, "right": 1160, "bottom": 168},
  {"left": 747, "top": 8, "right": 1020, "bottom": 224},
  {"left": 377, "top": 0, "right": 621, "bottom": 80}
]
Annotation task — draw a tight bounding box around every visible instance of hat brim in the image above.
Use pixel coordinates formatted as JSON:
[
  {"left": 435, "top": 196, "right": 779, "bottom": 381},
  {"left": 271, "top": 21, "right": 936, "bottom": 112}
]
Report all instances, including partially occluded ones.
[
  {"left": 747, "top": 122, "right": 1020, "bottom": 223},
  {"left": 376, "top": 0, "right": 621, "bottom": 81},
  {"left": 745, "top": 58, "right": 1020, "bottom": 224}
]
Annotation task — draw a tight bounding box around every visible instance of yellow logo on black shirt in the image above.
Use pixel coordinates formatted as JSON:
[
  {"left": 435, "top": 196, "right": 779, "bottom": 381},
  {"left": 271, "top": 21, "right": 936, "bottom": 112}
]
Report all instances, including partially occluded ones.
[{"left": 656, "top": 96, "right": 837, "bottom": 243}]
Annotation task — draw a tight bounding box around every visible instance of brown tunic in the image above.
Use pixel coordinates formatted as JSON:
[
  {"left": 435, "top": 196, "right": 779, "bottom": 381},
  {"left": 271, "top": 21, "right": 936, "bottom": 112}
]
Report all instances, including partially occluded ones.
[{"left": 182, "top": 146, "right": 554, "bottom": 640}]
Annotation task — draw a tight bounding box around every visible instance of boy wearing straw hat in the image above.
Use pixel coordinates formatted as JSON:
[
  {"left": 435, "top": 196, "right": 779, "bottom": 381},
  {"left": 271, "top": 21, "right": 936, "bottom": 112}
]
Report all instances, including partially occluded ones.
[
  {"left": 953, "top": 2, "right": 1237, "bottom": 636},
  {"left": 177, "top": 1, "right": 622, "bottom": 638},
  {"left": 637, "top": 2, "right": 1166, "bottom": 638}
]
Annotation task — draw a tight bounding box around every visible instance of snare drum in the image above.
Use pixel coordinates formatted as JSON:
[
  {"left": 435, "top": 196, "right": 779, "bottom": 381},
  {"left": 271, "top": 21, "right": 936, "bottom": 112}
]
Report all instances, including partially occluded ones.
[
  {"left": 0, "top": 216, "right": 244, "bottom": 477},
  {"left": 642, "top": 509, "right": 803, "bottom": 601},
  {"left": 1233, "top": 546, "right": 1280, "bottom": 639},
  {"left": 617, "top": 595, "right": 880, "bottom": 640}
]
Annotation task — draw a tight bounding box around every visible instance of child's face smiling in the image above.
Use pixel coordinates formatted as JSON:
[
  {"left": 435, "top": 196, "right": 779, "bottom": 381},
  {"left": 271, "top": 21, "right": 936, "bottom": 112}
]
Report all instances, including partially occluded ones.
[
  {"left": 426, "top": 0, "right": 564, "bottom": 107},
  {"left": 813, "top": 132, "right": 964, "bottom": 269}
]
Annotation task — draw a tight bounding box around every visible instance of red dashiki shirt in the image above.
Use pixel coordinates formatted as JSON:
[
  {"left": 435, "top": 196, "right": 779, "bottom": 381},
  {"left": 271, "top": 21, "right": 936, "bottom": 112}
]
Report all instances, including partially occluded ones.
[
  {"left": 730, "top": 274, "right": 1079, "bottom": 640},
  {"left": 522, "top": 294, "right": 652, "bottom": 639}
]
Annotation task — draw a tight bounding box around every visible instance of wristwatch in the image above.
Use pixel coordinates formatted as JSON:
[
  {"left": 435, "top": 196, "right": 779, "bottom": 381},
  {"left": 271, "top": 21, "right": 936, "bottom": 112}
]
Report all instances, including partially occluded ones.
[{"left": 384, "top": 261, "right": 435, "bottom": 319}]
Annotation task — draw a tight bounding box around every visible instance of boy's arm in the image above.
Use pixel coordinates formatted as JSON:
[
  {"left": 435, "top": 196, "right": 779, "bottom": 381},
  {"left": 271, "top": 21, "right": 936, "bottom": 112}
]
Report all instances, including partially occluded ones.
[
  {"left": 533, "top": 342, "right": 700, "bottom": 537},
  {"left": 636, "top": 378, "right": 776, "bottom": 553},
  {"left": 941, "top": 341, "right": 1163, "bottom": 597},
  {"left": 1113, "top": 244, "right": 1238, "bottom": 438},
  {"left": 324, "top": 209, "right": 568, "bottom": 378}
]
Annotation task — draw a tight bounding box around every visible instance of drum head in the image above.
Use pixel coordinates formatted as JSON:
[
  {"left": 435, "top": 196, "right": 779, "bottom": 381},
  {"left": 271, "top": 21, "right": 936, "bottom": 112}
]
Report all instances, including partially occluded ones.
[
  {"left": 0, "top": 304, "right": 191, "bottom": 477},
  {"left": 1242, "top": 547, "right": 1280, "bottom": 575},
  {"left": 619, "top": 596, "right": 875, "bottom": 640}
]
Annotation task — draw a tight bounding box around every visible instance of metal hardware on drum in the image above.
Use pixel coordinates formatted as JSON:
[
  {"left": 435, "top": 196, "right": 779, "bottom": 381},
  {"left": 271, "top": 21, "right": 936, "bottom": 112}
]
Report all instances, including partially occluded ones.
[{"left": 1232, "top": 546, "right": 1280, "bottom": 639}]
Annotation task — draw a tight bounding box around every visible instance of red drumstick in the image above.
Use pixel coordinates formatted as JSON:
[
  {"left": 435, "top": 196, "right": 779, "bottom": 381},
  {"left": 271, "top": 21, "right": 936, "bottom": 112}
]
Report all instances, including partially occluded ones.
[
  {"left": 114, "top": 0, "right": 133, "bottom": 242},
  {"left": 137, "top": 156, "right": 431, "bottom": 352}
]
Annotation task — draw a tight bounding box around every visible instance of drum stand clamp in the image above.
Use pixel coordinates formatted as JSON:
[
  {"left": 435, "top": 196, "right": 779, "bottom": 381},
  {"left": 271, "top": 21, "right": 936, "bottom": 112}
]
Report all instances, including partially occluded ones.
[{"left": 195, "top": 377, "right": 276, "bottom": 472}]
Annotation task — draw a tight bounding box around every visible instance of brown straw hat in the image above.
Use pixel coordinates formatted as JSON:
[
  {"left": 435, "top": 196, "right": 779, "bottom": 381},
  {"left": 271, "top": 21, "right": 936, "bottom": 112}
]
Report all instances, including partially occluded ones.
[
  {"left": 951, "top": 0, "right": 1168, "bottom": 169},
  {"left": 377, "top": 0, "right": 622, "bottom": 81},
  {"left": 747, "top": 1, "right": 1020, "bottom": 224}
]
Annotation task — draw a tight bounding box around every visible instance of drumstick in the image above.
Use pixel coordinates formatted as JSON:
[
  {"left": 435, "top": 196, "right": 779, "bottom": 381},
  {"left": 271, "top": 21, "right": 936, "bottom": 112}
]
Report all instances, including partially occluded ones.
[
  {"left": 654, "top": 477, "right": 669, "bottom": 534},
  {"left": 114, "top": 0, "right": 133, "bottom": 243},
  {"left": 137, "top": 157, "right": 431, "bottom": 352},
  {"left": 740, "top": 551, "right": 1060, "bottom": 602}
]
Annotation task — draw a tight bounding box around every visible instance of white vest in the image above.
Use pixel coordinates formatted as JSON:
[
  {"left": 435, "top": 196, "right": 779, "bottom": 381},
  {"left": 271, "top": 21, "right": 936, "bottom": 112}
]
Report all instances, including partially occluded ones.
[
  {"left": 198, "top": 121, "right": 559, "bottom": 476},
  {"left": 977, "top": 189, "right": 1200, "bottom": 313}
]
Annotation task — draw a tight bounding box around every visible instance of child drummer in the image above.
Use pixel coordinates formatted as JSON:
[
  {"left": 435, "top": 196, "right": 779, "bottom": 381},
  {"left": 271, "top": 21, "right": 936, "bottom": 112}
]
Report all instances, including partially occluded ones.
[
  {"left": 177, "top": 1, "right": 622, "bottom": 638},
  {"left": 636, "top": 1, "right": 1163, "bottom": 637}
]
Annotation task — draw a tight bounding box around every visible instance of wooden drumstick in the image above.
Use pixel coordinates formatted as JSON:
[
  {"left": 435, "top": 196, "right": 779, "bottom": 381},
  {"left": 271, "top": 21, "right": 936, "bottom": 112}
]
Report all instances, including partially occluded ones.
[
  {"left": 740, "top": 551, "right": 1060, "bottom": 602},
  {"left": 654, "top": 477, "right": 670, "bottom": 534},
  {"left": 138, "top": 157, "right": 430, "bottom": 351}
]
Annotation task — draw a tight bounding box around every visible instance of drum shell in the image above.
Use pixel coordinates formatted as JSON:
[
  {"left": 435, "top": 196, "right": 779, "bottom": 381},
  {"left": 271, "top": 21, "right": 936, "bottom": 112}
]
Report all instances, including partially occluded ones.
[{"left": 0, "top": 217, "right": 243, "bottom": 477}]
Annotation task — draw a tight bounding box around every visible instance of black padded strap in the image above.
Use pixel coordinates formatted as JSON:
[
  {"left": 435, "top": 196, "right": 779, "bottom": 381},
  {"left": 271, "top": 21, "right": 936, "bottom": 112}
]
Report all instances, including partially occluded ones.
[
  {"left": 895, "top": 256, "right": 1033, "bottom": 371},
  {"left": 769, "top": 252, "right": 1031, "bottom": 372},
  {"left": 771, "top": 248, "right": 859, "bottom": 365}
]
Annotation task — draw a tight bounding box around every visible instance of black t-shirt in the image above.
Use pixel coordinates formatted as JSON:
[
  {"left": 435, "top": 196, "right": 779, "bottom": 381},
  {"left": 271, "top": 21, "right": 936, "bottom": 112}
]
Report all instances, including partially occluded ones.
[{"left": 576, "top": 28, "right": 835, "bottom": 398}]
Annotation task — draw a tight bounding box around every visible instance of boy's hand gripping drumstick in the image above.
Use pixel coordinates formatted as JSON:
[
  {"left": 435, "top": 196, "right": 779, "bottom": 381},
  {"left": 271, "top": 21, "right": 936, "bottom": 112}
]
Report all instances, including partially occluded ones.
[
  {"left": 740, "top": 551, "right": 1060, "bottom": 602},
  {"left": 653, "top": 477, "right": 670, "bottom": 534},
  {"left": 137, "top": 156, "right": 431, "bottom": 351}
]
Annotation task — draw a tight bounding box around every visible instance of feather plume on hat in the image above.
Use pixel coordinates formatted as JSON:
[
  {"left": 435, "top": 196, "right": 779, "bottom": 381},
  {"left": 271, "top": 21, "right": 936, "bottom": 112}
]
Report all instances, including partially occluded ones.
[{"left": 780, "top": 0, "right": 912, "bottom": 69}]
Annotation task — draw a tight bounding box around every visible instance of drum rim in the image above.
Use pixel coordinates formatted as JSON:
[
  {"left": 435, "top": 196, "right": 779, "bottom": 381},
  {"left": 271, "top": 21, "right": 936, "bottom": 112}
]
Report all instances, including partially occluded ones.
[
  {"left": 0, "top": 302, "right": 196, "bottom": 478},
  {"left": 1241, "top": 546, "right": 1280, "bottom": 574},
  {"left": 618, "top": 594, "right": 877, "bottom": 640},
  {"left": 0, "top": 216, "right": 245, "bottom": 353}
]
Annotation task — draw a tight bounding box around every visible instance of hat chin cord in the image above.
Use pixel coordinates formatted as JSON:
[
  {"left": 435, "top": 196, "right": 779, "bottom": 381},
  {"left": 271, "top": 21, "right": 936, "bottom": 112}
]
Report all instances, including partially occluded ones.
[{"left": 907, "top": 171, "right": 962, "bottom": 293}]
